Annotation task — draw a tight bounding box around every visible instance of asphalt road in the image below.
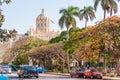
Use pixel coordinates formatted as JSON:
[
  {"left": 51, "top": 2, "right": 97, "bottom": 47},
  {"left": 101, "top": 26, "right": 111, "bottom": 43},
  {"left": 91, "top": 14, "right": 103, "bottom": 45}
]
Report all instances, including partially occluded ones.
[{"left": 1, "top": 72, "right": 102, "bottom": 80}]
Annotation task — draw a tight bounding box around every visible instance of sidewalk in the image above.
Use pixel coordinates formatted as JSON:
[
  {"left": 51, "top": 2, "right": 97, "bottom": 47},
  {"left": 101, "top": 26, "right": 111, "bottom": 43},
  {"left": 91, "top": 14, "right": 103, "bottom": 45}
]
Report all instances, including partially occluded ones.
[
  {"left": 46, "top": 72, "right": 69, "bottom": 76},
  {"left": 103, "top": 76, "right": 120, "bottom": 80},
  {"left": 46, "top": 72, "right": 120, "bottom": 80}
]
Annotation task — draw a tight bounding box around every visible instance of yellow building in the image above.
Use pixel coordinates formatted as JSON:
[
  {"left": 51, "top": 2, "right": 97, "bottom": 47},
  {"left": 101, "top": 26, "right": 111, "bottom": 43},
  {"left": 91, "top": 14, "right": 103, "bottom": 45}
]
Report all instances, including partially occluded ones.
[{"left": 28, "top": 9, "right": 59, "bottom": 41}]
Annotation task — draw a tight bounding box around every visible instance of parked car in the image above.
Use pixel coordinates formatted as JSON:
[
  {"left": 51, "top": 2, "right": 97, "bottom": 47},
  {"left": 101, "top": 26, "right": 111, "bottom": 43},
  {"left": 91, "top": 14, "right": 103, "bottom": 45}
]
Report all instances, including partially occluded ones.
[
  {"left": 36, "top": 66, "right": 47, "bottom": 73},
  {"left": 70, "top": 68, "right": 84, "bottom": 78},
  {"left": 11, "top": 65, "right": 20, "bottom": 71},
  {"left": 17, "top": 65, "right": 39, "bottom": 78},
  {"left": 0, "top": 64, "right": 12, "bottom": 74},
  {"left": 77, "top": 68, "right": 85, "bottom": 77},
  {"left": 70, "top": 68, "right": 79, "bottom": 78},
  {"left": 84, "top": 69, "right": 102, "bottom": 79}
]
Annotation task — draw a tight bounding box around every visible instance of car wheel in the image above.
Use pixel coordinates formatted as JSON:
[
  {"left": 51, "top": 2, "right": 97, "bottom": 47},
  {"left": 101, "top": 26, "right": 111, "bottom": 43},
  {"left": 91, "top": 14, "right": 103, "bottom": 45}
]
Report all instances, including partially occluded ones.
[
  {"left": 100, "top": 77, "right": 102, "bottom": 79},
  {"left": 84, "top": 75, "right": 86, "bottom": 78},
  {"left": 91, "top": 76, "right": 93, "bottom": 79},
  {"left": 36, "top": 76, "right": 39, "bottom": 78},
  {"left": 78, "top": 75, "right": 81, "bottom": 78},
  {"left": 18, "top": 75, "right": 21, "bottom": 78}
]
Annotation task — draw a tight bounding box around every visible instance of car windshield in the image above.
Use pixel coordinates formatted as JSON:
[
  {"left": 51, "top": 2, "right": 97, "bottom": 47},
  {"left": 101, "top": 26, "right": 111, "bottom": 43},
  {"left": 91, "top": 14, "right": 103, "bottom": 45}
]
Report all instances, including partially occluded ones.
[
  {"left": 85, "top": 69, "right": 91, "bottom": 72},
  {"left": 79, "top": 68, "right": 85, "bottom": 71},
  {"left": 2, "top": 65, "right": 10, "bottom": 68},
  {"left": 24, "top": 66, "right": 36, "bottom": 70},
  {"left": 71, "top": 68, "right": 79, "bottom": 71},
  {"left": 92, "top": 69, "right": 98, "bottom": 72}
]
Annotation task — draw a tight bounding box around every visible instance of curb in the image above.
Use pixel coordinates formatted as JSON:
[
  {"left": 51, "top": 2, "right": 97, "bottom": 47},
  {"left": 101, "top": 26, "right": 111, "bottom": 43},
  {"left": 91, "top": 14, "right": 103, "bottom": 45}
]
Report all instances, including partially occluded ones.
[
  {"left": 103, "top": 76, "right": 120, "bottom": 80},
  {"left": 46, "top": 72, "right": 120, "bottom": 80},
  {"left": 46, "top": 72, "right": 69, "bottom": 76}
]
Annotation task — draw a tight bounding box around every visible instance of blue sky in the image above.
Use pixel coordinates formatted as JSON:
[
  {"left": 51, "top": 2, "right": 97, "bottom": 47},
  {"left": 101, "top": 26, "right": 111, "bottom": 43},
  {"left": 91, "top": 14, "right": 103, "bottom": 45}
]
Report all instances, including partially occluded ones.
[{"left": 1, "top": 0, "right": 120, "bottom": 34}]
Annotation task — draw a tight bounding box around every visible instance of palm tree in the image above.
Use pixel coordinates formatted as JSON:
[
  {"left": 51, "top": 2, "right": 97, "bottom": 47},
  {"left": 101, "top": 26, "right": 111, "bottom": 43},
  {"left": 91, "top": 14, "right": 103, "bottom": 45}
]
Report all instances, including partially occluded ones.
[
  {"left": 79, "top": 6, "right": 95, "bottom": 28},
  {"left": 59, "top": 6, "right": 79, "bottom": 41},
  {"left": 59, "top": 6, "right": 79, "bottom": 72},
  {"left": 94, "top": 0, "right": 118, "bottom": 19},
  {"left": 94, "top": 0, "right": 119, "bottom": 74},
  {"left": 109, "top": 0, "right": 118, "bottom": 16},
  {"left": 0, "top": 0, "right": 11, "bottom": 5}
]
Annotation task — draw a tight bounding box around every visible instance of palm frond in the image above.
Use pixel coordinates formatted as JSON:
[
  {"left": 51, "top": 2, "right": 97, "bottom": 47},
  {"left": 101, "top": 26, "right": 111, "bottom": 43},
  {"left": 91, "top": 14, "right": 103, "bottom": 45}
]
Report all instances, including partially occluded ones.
[
  {"left": 58, "top": 15, "right": 66, "bottom": 29},
  {"left": 94, "top": 0, "right": 100, "bottom": 11}
]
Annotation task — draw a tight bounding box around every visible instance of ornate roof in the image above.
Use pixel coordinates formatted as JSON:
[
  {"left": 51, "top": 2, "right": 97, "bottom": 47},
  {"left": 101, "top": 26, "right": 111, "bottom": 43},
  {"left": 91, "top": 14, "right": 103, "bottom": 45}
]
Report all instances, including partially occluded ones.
[{"left": 36, "top": 8, "right": 48, "bottom": 20}]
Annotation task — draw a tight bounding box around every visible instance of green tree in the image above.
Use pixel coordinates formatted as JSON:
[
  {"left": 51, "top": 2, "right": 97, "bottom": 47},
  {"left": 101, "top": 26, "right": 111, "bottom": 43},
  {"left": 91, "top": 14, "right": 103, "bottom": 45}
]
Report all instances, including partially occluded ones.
[
  {"left": 0, "top": 15, "right": 5, "bottom": 27},
  {"left": 79, "top": 6, "right": 95, "bottom": 28},
  {"left": 94, "top": 0, "right": 119, "bottom": 19},
  {"left": 49, "top": 31, "right": 66, "bottom": 43},
  {"left": 0, "top": 29, "right": 8, "bottom": 42},
  {"left": 63, "top": 16, "right": 120, "bottom": 76},
  {"left": 8, "top": 29, "right": 17, "bottom": 39},
  {"left": 11, "top": 36, "right": 48, "bottom": 65},
  {"left": 59, "top": 6, "right": 79, "bottom": 72},
  {"left": 49, "top": 27, "right": 82, "bottom": 43},
  {"left": 109, "top": 0, "right": 118, "bottom": 16},
  {"left": 0, "top": 0, "right": 11, "bottom": 27},
  {"left": 0, "top": 0, "right": 11, "bottom": 5},
  {"left": 59, "top": 6, "right": 79, "bottom": 40},
  {"left": 27, "top": 43, "right": 67, "bottom": 72}
]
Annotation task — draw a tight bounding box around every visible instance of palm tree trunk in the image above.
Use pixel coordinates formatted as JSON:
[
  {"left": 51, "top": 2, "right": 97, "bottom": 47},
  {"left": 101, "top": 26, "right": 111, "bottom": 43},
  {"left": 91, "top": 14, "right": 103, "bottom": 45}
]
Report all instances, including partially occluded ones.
[
  {"left": 61, "top": 59, "right": 65, "bottom": 73},
  {"left": 104, "top": 10, "right": 106, "bottom": 19},
  {"left": 66, "top": 28, "right": 70, "bottom": 72},
  {"left": 43, "top": 56, "right": 46, "bottom": 68},
  {"left": 85, "top": 20, "right": 87, "bottom": 28},
  {"left": 110, "top": 8, "right": 112, "bottom": 16},
  {"left": 116, "top": 58, "right": 120, "bottom": 76},
  {"left": 103, "top": 56, "right": 107, "bottom": 75},
  {"left": 66, "top": 29, "right": 69, "bottom": 41},
  {"left": 67, "top": 54, "right": 70, "bottom": 72}
]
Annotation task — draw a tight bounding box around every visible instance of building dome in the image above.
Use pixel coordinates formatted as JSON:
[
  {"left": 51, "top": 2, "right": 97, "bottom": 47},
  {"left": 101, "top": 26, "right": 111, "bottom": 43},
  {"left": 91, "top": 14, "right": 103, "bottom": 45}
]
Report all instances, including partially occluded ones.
[
  {"left": 36, "top": 8, "right": 48, "bottom": 20},
  {"left": 28, "top": 8, "right": 60, "bottom": 41},
  {"left": 36, "top": 8, "right": 50, "bottom": 33}
]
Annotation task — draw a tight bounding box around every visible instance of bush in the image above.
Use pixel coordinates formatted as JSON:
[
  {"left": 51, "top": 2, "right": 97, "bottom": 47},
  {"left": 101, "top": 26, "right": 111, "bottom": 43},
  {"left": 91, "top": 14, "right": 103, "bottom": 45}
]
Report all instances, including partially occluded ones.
[
  {"left": 110, "top": 73, "right": 116, "bottom": 77},
  {"left": 63, "top": 68, "right": 68, "bottom": 73}
]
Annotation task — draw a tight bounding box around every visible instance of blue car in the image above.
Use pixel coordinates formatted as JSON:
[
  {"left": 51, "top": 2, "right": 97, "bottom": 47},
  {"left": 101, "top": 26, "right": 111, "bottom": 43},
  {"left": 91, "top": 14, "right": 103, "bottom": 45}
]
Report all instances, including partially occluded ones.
[
  {"left": 36, "top": 67, "right": 47, "bottom": 73},
  {"left": 0, "top": 75, "right": 8, "bottom": 80}
]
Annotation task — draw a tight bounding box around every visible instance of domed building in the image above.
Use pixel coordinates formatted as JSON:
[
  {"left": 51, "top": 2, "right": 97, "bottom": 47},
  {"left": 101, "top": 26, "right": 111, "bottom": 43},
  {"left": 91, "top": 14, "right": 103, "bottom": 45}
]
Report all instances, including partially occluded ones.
[{"left": 27, "top": 9, "right": 59, "bottom": 41}]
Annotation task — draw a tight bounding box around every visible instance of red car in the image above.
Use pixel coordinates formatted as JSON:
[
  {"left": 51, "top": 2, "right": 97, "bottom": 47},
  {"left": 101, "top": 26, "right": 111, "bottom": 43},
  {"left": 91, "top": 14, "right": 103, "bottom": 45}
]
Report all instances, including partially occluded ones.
[
  {"left": 70, "top": 68, "right": 79, "bottom": 77},
  {"left": 70, "top": 68, "right": 85, "bottom": 78},
  {"left": 84, "top": 69, "right": 102, "bottom": 79}
]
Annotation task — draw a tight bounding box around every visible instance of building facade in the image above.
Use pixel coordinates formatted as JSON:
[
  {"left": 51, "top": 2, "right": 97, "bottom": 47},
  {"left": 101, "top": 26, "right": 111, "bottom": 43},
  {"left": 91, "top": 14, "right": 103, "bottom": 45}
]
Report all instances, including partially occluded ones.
[{"left": 28, "top": 9, "right": 59, "bottom": 41}]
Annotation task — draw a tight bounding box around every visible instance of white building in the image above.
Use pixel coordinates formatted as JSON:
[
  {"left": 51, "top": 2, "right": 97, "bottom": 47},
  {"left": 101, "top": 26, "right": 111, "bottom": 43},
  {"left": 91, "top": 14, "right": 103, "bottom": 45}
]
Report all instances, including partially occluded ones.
[{"left": 27, "top": 9, "right": 59, "bottom": 41}]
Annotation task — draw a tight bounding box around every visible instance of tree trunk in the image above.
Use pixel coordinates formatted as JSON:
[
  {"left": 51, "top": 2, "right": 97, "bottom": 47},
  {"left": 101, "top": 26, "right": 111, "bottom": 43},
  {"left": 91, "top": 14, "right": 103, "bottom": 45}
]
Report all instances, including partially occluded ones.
[
  {"left": 110, "top": 8, "right": 112, "bottom": 16},
  {"left": 66, "top": 28, "right": 70, "bottom": 72},
  {"left": 61, "top": 59, "right": 65, "bottom": 73},
  {"left": 104, "top": 10, "right": 106, "bottom": 20},
  {"left": 66, "top": 29, "right": 69, "bottom": 41},
  {"left": 43, "top": 56, "right": 46, "bottom": 68},
  {"left": 103, "top": 56, "right": 107, "bottom": 75},
  {"left": 67, "top": 53, "right": 70, "bottom": 72},
  {"left": 85, "top": 20, "right": 87, "bottom": 28},
  {"left": 116, "top": 58, "right": 120, "bottom": 76}
]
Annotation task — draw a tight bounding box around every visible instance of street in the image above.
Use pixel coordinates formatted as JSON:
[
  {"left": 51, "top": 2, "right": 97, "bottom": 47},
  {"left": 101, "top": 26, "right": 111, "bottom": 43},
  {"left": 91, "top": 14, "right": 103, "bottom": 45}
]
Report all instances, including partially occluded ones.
[{"left": 1, "top": 72, "right": 103, "bottom": 80}]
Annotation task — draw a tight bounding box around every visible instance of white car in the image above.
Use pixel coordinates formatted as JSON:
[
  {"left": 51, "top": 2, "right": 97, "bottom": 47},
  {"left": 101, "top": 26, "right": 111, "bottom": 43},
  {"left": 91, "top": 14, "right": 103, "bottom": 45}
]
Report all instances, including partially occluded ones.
[{"left": 0, "top": 64, "right": 12, "bottom": 74}]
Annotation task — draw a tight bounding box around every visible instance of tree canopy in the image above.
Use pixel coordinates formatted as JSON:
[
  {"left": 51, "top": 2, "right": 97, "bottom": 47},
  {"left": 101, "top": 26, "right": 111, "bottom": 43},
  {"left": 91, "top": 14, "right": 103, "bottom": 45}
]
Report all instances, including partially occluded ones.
[{"left": 63, "top": 15, "right": 120, "bottom": 75}]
